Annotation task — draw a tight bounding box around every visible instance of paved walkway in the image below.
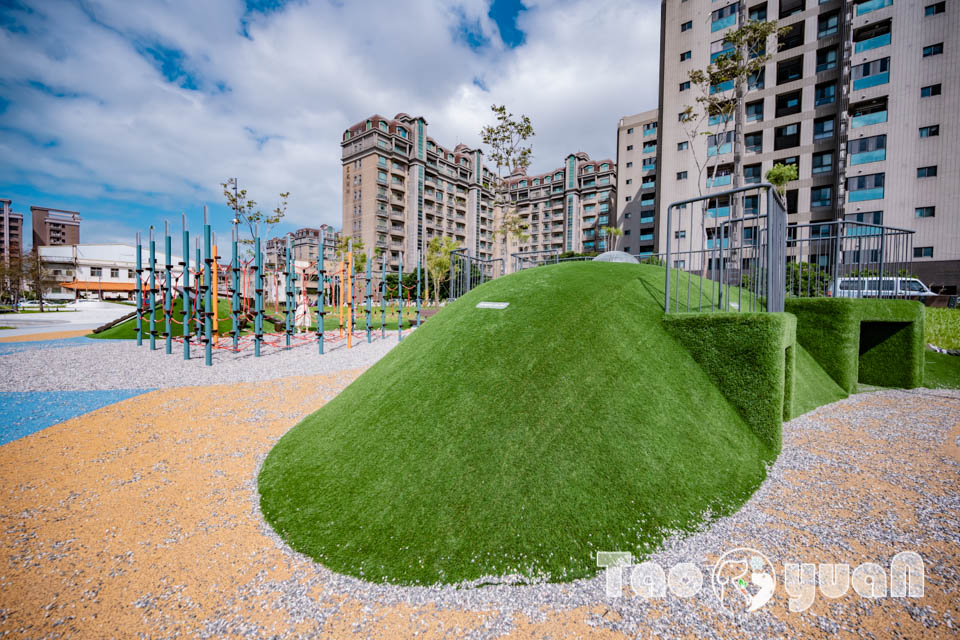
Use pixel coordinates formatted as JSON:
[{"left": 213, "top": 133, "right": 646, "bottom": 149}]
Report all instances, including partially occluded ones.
[{"left": 1, "top": 374, "right": 957, "bottom": 638}]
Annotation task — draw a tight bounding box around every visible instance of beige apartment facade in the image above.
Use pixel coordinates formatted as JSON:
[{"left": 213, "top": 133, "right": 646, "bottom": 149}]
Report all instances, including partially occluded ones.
[
  {"left": 31, "top": 206, "right": 81, "bottom": 248},
  {"left": 654, "top": 0, "right": 958, "bottom": 291},
  {"left": 616, "top": 110, "right": 659, "bottom": 256},
  {"left": 1, "top": 198, "right": 24, "bottom": 263},
  {"left": 341, "top": 113, "right": 498, "bottom": 273}
]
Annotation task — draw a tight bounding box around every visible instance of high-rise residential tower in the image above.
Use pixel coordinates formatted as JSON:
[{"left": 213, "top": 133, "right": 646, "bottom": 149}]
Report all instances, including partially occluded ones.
[
  {"left": 340, "top": 113, "right": 498, "bottom": 272},
  {"left": 1, "top": 198, "right": 24, "bottom": 264},
  {"left": 655, "top": 0, "right": 958, "bottom": 290},
  {"left": 616, "top": 110, "right": 659, "bottom": 256},
  {"left": 31, "top": 206, "right": 81, "bottom": 248}
]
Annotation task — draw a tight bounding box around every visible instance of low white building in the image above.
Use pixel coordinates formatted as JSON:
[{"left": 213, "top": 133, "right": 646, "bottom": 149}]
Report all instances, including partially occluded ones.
[{"left": 40, "top": 244, "right": 185, "bottom": 301}]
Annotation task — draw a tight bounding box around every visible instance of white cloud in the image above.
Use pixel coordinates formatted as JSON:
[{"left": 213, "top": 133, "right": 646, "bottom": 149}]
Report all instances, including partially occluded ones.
[{"left": 0, "top": 0, "right": 660, "bottom": 241}]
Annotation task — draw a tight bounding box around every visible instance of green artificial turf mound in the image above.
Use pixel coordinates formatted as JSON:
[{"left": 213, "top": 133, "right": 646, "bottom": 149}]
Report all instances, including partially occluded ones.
[
  {"left": 259, "top": 262, "right": 782, "bottom": 585},
  {"left": 786, "top": 298, "right": 925, "bottom": 391},
  {"left": 923, "top": 348, "right": 960, "bottom": 389}
]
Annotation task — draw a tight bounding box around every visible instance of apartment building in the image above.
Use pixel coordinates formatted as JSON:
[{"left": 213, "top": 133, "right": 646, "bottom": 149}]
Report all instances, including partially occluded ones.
[
  {"left": 340, "top": 113, "right": 498, "bottom": 272},
  {"left": 616, "top": 111, "right": 659, "bottom": 256},
  {"left": 31, "top": 206, "right": 81, "bottom": 247},
  {"left": 1, "top": 198, "right": 24, "bottom": 263},
  {"left": 655, "top": 0, "right": 958, "bottom": 289},
  {"left": 265, "top": 225, "right": 340, "bottom": 270},
  {"left": 500, "top": 153, "right": 618, "bottom": 265},
  {"left": 39, "top": 244, "right": 186, "bottom": 301}
]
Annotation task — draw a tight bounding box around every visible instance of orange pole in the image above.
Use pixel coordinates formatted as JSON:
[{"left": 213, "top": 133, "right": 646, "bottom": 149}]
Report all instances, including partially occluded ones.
[
  {"left": 338, "top": 261, "right": 344, "bottom": 338},
  {"left": 347, "top": 252, "right": 353, "bottom": 349}
]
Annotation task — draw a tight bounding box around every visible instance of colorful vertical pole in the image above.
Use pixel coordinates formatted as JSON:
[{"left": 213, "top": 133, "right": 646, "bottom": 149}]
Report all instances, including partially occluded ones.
[
  {"left": 254, "top": 228, "right": 263, "bottom": 357},
  {"left": 317, "top": 229, "right": 325, "bottom": 354},
  {"left": 346, "top": 240, "right": 353, "bottom": 349},
  {"left": 338, "top": 261, "right": 344, "bottom": 339},
  {"left": 212, "top": 235, "right": 220, "bottom": 342},
  {"left": 397, "top": 251, "right": 403, "bottom": 342},
  {"left": 231, "top": 223, "right": 239, "bottom": 351},
  {"left": 195, "top": 238, "right": 202, "bottom": 343},
  {"left": 284, "top": 236, "right": 293, "bottom": 348},
  {"left": 365, "top": 252, "right": 372, "bottom": 343},
  {"left": 203, "top": 205, "right": 213, "bottom": 367},
  {"left": 135, "top": 231, "right": 143, "bottom": 346},
  {"left": 416, "top": 249, "right": 421, "bottom": 328},
  {"left": 380, "top": 253, "right": 386, "bottom": 339},
  {"left": 149, "top": 227, "right": 157, "bottom": 351},
  {"left": 164, "top": 221, "right": 172, "bottom": 354},
  {"left": 181, "top": 214, "right": 191, "bottom": 360}
]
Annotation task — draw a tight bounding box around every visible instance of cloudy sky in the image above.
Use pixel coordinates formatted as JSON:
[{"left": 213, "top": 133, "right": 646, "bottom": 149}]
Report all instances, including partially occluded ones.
[{"left": 0, "top": 0, "right": 661, "bottom": 245}]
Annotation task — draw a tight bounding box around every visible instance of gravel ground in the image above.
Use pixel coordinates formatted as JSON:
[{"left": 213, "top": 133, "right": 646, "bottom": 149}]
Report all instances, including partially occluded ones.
[
  {"left": 0, "top": 332, "right": 405, "bottom": 391},
  {"left": 1, "top": 368, "right": 957, "bottom": 638}
]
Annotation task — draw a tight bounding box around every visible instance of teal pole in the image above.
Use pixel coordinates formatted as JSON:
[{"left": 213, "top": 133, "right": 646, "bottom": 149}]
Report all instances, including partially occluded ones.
[
  {"left": 203, "top": 206, "right": 212, "bottom": 366},
  {"left": 164, "top": 221, "right": 172, "bottom": 354},
  {"left": 135, "top": 231, "right": 143, "bottom": 346},
  {"left": 284, "top": 237, "right": 293, "bottom": 348},
  {"left": 181, "top": 214, "right": 190, "bottom": 360},
  {"left": 149, "top": 227, "right": 156, "bottom": 351},
  {"left": 365, "top": 252, "right": 372, "bottom": 343},
  {"left": 380, "top": 253, "right": 386, "bottom": 338},
  {"left": 398, "top": 251, "right": 403, "bottom": 342},
  {"left": 416, "top": 249, "right": 421, "bottom": 328},
  {"left": 231, "top": 223, "right": 239, "bottom": 351},
  {"left": 254, "top": 230, "right": 263, "bottom": 357},
  {"left": 317, "top": 229, "right": 325, "bottom": 354}
]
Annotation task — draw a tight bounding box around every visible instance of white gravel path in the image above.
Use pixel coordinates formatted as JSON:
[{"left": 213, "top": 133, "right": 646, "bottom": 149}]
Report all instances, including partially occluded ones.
[{"left": 0, "top": 332, "right": 405, "bottom": 392}]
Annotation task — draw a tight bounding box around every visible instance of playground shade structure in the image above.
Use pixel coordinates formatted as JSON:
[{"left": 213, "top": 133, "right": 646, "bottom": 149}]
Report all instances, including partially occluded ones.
[{"left": 260, "top": 262, "right": 862, "bottom": 585}]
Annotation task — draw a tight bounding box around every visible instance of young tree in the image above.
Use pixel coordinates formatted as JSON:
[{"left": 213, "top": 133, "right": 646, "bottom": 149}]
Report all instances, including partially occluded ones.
[
  {"left": 425, "top": 236, "right": 460, "bottom": 305},
  {"left": 21, "top": 248, "right": 57, "bottom": 311},
  {"left": 599, "top": 225, "right": 623, "bottom": 252},
  {"left": 480, "top": 105, "right": 535, "bottom": 257},
  {"left": 0, "top": 252, "right": 24, "bottom": 308},
  {"left": 221, "top": 178, "right": 289, "bottom": 248},
  {"left": 765, "top": 162, "right": 798, "bottom": 196}
]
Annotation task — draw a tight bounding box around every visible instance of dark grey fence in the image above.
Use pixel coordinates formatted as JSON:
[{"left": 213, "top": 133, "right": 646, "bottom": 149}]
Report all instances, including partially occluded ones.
[{"left": 449, "top": 250, "right": 504, "bottom": 301}]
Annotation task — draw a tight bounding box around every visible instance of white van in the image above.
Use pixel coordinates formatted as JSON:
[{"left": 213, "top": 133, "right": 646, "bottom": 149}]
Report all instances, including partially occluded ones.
[{"left": 828, "top": 277, "right": 935, "bottom": 298}]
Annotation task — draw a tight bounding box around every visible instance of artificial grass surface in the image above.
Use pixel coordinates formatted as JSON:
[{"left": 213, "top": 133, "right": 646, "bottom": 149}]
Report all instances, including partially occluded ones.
[
  {"left": 923, "top": 349, "right": 960, "bottom": 389},
  {"left": 259, "top": 262, "right": 776, "bottom": 586},
  {"left": 925, "top": 307, "right": 960, "bottom": 350},
  {"left": 90, "top": 299, "right": 430, "bottom": 339},
  {"left": 793, "top": 344, "right": 847, "bottom": 415}
]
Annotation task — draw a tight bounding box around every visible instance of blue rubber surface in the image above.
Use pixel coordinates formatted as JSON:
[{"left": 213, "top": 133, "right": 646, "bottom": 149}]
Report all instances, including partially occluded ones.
[
  {"left": 0, "top": 389, "right": 153, "bottom": 446},
  {"left": 0, "top": 336, "right": 107, "bottom": 356}
]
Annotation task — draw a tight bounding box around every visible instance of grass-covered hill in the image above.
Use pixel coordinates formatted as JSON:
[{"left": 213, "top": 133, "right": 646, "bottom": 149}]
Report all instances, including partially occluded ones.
[{"left": 259, "top": 262, "right": 804, "bottom": 585}]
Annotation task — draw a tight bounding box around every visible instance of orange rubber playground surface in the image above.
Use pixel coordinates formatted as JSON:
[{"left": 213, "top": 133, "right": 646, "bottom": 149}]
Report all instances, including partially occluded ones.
[{"left": 1, "top": 352, "right": 959, "bottom": 637}]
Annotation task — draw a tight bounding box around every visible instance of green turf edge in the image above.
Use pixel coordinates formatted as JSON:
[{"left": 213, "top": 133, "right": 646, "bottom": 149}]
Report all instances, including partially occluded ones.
[
  {"left": 662, "top": 312, "right": 796, "bottom": 452},
  {"left": 923, "top": 349, "right": 960, "bottom": 389}
]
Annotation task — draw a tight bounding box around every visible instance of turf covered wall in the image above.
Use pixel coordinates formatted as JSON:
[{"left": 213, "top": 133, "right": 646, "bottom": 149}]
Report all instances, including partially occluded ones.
[
  {"left": 663, "top": 312, "right": 796, "bottom": 453},
  {"left": 785, "top": 298, "right": 925, "bottom": 391}
]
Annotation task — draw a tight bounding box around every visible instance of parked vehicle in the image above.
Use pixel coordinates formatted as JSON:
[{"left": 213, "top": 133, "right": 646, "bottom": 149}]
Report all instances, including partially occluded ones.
[{"left": 828, "top": 277, "right": 936, "bottom": 299}]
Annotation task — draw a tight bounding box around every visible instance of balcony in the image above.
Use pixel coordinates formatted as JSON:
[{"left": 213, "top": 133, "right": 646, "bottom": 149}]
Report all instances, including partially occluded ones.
[
  {"left": 850, "top": 149, "right": 886, "bottom": 165},
  {"left": 710, "top": 79, "right": 734, "bottom": 94},
  {"left": 707, "top": 205, "right": 731, "bottom": 218},
  {"left": 855, "top": 33, "right": 891, "bottom": 53},
  {"left": 851, "top": 110, "right": 887, "bottom": 128},
  {"left": 706, "top": 238, "right": 730, "bottom": 249},
  {"left": 712, "top": 14, "right": 736, "bottom": 32},
  {"left": 853, "top": 72, "right": 889, "bottom": 91},
  {"left": 706, "top": 174, "right": 732, "bottom": 188},
  {"left": 707, "top": 143, "right": 732, "bottom": 157},
  {"left": 856, "top": 0, "right": 892, "bottom": 15},
  {"left": 640, "top": 216, "right": 655, "bottom": 224},
  {"left": 849, "top": 187, "right": 884, "bottom": 202}
]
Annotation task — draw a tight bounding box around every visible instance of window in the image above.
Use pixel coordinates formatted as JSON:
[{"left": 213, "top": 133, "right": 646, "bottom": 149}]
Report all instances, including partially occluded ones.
[
  {"left": 711, "top": 3, "right": 739, "bottom": 31},
  {"left": 675, "top": 230, "right": 687, "bottom": 239},
  {"left": 779, "top": 155, "right": 799, "bottom": 173},
  {"left": 779, "top": 21, "right": 804, "bottom": 50},
  {"left": 774, "top": 123, "right": 800, "bottom": 150},
  {"left": 379, "top": 120, "right": 388, "bottom": 131},
  {"left": 914, "top": 247, "right": 934, "bottom": 258},
  {"left": 642, "top": 141, "right": 656, "bottom": 153},
  {"left": 744, "top": 163, "right": 762, "bottom": 184},
  {"left": 811, "top": 186, "right": 832, "bottom": 208},
  {"left": 708, "top": 130, "right": 734, "bottom": 156},
  {"left": 915, "top": 206, "right": 935, "bottom": 218},
  {"left": 127, "top": 269, "right": 135, "bottom": 278},
  {"left": 745, "top": 132, "right": 763, "bottom": 153},
  {"left": 815, "top": 81, "right": 836, "bottom": 106},
  {"left": 850, "top": 98, "right": 887, "bottom": 127},
  {"left": 777, "top": 57, "right": 803, "bottom": 85},
  {"left": 677, "top": 171, "right": 688, "bottom": 180},
  {"left": 917, "top": 166, "right": 938, "bottom": 178},
  {"left": 680, "top": 81, "right": 691, "bottom": 91},
  {"left": 626, "top": 128, "right": 634, "bottom": 134},
  {"left": 776, "top": 90, "right": 802, "bottom": 116},
  {"left": 626, "top": 161, "right": 633, "bottom": 167},
  {"left": 849, "top": 134, "right": 886, "bottom": 164},
  {"left": 786, "top": 190, "right": 798, "bottom": 214},
  {"left": 923, "top": 43, "right": 943, "bottom": 57},
  {"left": 851, "top": 58, "right": 889, "bottom": 90},
  {"left": 681, "top": 20, "right": 693, "bottom": 31},
  {"left": 642, "top": 157, "right": 656, "bottom": 168},
  {"left": 854, "top": 20, "right": 891, "bottom": 53},
  {"left": 855, "top": 0, "right": 892, "bottom": 15},
  {"left": 677, "top": 141, "right": 689, "bottom": 151},
  {"left": 921, "top": 83, "right": 941, "bottom": 97},
  {"left": 627, "top": 145, "right": 633, "bottom": 151},
  {"left": 812, "top": 151, "right": 833, "bottom": 174},
  {"left": 816, "top": 47, "right": 838, "bottom": 72},
  {"left": 110, "top": 268, "right": 119, "bottom": 278},
  {"left": 748, "top": 69, "right": 765, "bottom": 90},
  {"left": 780, "top": 0, "right": 804, "bottom": 19},
  {"left": 746, "top": 100, "right": 764, "bottom": 122},
  {"left": 680, "top": 50, "right": 692, "bottom": 61},
  {"left": 643, "top": 122, "right": 658, "bottom": 136},
  {"left": 925, "top": 2, "right": 945, "bottom": 15},
  {"left": 818, "top": 12, "right": 839, "bottom": 37},
  {"left": 91, "top": 267, "right": 102, "bottom": 277},
  {"left": 749, "top": 4, "right": 767, "bottom": 21},
  {"left": 919, "top": 125, "right": 940, "bottom": 138},
  {"left": 847, "top": 173, "right": 885, "bottom": 201}
]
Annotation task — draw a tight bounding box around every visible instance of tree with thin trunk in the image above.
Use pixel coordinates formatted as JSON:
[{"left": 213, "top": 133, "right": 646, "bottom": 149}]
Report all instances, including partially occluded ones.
[
  {"left": 480, "top": 105, "right": 535, "bottom": 260},
  {"left": 599, "top": 225, "right": 623, "bottom": 252},
  {"left": 221, "top": 179, "right": 289, "bottom": 254},
  {"left": 425, "top": 236, "right": 460, "bottom": 305},
  {"left": 22, "top": 248, "right": 57, "bottom": 312}
]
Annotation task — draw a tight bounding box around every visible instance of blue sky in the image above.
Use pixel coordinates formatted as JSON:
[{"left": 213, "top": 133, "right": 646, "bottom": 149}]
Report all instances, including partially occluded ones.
[{"left": 0, "top": 0, "right": 661, "bottom": 246}]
